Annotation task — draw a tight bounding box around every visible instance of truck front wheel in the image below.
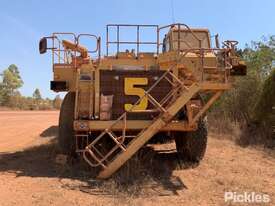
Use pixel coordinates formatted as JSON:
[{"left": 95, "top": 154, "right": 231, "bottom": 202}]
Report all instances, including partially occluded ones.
[
  {"left": 173, "top": 118, "right": 208, "bottom": 162},
  {"left": 58, "top": 92, "right": 76, "bottom": 155}
]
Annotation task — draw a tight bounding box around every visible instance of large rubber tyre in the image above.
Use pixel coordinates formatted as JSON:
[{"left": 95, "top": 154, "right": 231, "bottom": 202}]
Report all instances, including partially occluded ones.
[
  {"left": 174, "top": 118, "right": 208, "bottom": 162},
  {"left": 58, "top": 92, "right": 76, "bottom": 155}
]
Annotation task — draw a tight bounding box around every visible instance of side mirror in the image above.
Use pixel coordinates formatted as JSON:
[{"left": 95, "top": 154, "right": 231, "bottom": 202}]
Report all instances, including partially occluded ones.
[
  {"left": 39, "top": 37, "right": 47, "bottom": 54},
  {"left": 215, "top": 34, "right": 220, "bottom": 49}
]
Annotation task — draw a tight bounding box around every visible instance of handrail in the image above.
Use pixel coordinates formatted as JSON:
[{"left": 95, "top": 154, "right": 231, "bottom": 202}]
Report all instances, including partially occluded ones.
[
  {"left": 158, "top": 23, "right": 202, "bottom": 41},
  {"left": 106, "top": 24, "right": 159, "bottom": 56},
  {"left": 50, "top": 32, "right": 101, "bottom": 65},
  {"left": 48, "top": 24, "right": 235, "bottom": 85},
  {"left": 105, "top": 23, "right": 208, "bottom": 56},
  {"left": 77, "top": 34, "right": 101, "bottom": 59},
  {"left": 52, "top": 33, "right": 77, "bottom": 65},
  {"left": 157, "top": 23, "right": 204, "bottom": 53}
]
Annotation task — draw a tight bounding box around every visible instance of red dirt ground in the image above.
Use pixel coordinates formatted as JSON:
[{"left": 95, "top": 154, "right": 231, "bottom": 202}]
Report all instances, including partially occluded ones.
[
  {"left": 0, "top": 111, "right": 58, "bottom": 152},
  {"left": 0, "top": 111, "right": 274, "bottom": 206}
]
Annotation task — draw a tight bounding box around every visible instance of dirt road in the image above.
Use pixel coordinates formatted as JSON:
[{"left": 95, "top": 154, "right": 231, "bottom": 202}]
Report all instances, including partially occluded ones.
[
  {"left": 0, "top": 111, "right": 58, "bottom": 152},
  {"left": 0, "top": 111, "right": 274, "bottom": 206}
]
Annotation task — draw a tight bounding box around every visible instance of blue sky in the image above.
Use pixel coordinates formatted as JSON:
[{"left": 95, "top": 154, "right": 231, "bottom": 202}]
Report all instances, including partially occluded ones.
[{"left": 0, "top": 0, "right": 274, "bottom": 98}]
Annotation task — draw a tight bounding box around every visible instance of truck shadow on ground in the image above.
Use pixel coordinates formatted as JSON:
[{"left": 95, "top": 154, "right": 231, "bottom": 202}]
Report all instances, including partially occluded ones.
[
  {"left": 0, "top": 126, "right": 199, "bottom": 197},
  {"left": 39, "top": 125, "right": 59, "bottom": 137}
]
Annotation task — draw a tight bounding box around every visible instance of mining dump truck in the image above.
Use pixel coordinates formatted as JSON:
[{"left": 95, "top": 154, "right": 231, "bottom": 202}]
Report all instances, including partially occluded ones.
[{"left": 39, "top": 23, "right": 246, "bottom": 179}]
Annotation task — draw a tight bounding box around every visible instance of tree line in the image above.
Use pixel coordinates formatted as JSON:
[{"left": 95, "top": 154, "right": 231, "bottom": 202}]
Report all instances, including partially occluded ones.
[{"left": 0, "top": 64, "right": 62, "bottom": 110}]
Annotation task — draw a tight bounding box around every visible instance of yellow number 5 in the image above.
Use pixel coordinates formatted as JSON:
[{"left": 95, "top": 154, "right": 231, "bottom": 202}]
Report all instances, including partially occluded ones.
[{"left": 124, "top": 78, "right": 148, "bottom": 111}]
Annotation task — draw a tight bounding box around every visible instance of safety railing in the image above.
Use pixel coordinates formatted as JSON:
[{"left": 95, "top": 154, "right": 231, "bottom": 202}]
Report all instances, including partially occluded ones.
[
  {"left": 157, "top": 23, "right": 204, "bottom": 52},
  {"left": 49, "top": 32, "right": 101, "bottom": 66},
  {"left": 106, "top": 23, "right": 237, "bottom": 82},
  {"left": 106, "top": 23, "right": 208, "bottom": 55},
  {"left": 106, "top": 24, "right": 159, "bottom": 56}
]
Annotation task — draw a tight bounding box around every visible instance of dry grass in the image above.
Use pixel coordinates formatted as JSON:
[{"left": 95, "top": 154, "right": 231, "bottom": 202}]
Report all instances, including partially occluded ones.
[
  {"left": 68, "top": 145, "right": 188, "bottom": 197},
  {"left": 208, "top": 115, "right": 240, "bottom": 141},
  {"left": 208, "top": 114, "right": 275, "bottom": 149}
]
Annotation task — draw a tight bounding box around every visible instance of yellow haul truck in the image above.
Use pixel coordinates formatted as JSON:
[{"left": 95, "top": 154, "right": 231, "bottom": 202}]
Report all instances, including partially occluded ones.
[{"left": 39, "top": 23, "right": 246, "bottom": 179}]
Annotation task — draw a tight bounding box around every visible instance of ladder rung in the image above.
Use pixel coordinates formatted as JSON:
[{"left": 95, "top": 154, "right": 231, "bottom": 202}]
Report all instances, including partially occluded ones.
[
  {"left": 127, "top": 109, "right": 158, "bottom": 113},
  {"left": 107, "top": 132, "right": 126, "bottom": 151},
  {"left": 203, "top": 66, "right": 217, "bottom": 69},
  {"left": 83, "top": 149, "right": 107, "bottom": 168},
  {"left": 146, "top": 93, "right": 167, "bottom": 113}
]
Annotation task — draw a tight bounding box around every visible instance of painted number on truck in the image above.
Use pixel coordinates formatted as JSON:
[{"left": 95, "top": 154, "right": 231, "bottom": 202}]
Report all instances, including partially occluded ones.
[{"left": 124, "top": 77, "right": 148, "bottom": 111}]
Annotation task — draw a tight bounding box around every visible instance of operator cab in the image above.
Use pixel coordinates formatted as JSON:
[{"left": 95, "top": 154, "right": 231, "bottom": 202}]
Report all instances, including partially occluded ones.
[{"left": 162, "top": 26, "right": 211, "bottom": 52}]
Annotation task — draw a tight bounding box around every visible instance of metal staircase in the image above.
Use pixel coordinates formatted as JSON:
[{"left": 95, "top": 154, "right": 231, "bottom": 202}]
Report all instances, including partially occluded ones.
[
  {"left": 82, "top": 61, "right": 201, "bottom": 179},
  {"left": 98, "top": 83, "right": 199, "bottom": 178}
]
